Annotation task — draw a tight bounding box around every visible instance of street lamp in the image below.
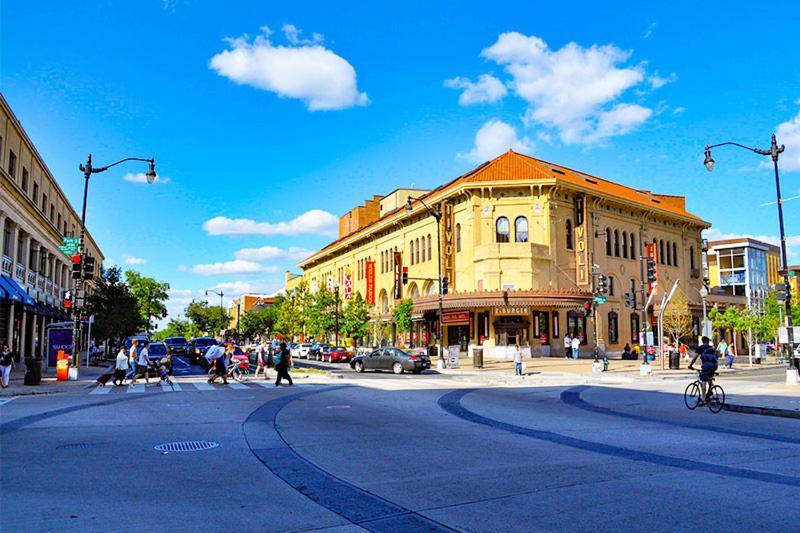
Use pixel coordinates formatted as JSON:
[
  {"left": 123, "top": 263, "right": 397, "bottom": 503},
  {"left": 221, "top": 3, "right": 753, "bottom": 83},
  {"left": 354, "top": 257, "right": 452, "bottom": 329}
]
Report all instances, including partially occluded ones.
[
  {"left": 205, "top": 289, "right": 224, "bottom": 338},
  {"left": 703, "top": 134, "right": 794, "bottom": 369},
  {"left": 72, "top": 154, "right": 156, "bottom": 368},
  {"left": 405, "top": 195, "right": 445, "bottom": 369}
]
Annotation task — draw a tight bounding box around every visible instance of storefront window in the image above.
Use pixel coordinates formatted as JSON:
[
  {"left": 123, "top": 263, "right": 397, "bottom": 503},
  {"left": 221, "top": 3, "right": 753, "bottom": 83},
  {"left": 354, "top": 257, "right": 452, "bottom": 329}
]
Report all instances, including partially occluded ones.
[
  {"left": 552, "top": 311, "right": 560, "bottom": 338},
  {"left": 566, "top": 311, "right": 587, "bottom": 345},
  {"left": 533, "top": 310, "right": 550, "bottom": 344},
  {"left": 495, "top": 316, "right": 529, "bottom": 346},
  {"left": 608, "top": 311, "right": 618, "bottom": 344}
]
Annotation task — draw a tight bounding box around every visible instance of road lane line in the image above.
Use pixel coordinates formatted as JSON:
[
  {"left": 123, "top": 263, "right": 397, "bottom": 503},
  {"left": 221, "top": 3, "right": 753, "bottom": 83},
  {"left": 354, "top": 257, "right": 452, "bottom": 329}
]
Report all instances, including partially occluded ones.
[
  {"left": 228, "top": 381, "right": 249, "bottom": 390},
  {"left": 127, "top": 384, "right": 145, "bottom": 393},
  {"left": 0, "top": 396, "right": 18, "bottom": 406},
  {"left": 89, "top": 386, "right": 112, "bottom": 395},
  {"left": 252, "top": 381, "right": 276, "bottom": 388},
  {"left": 158, "top": 382, "right": 181, "bottom": 392}
]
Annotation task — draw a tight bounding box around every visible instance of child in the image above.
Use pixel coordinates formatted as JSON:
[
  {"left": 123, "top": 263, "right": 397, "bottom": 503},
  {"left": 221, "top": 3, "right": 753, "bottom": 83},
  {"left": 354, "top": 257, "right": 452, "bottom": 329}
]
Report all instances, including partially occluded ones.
[{"left": 158, "top": 353, "right": 173, "bottom": 385}]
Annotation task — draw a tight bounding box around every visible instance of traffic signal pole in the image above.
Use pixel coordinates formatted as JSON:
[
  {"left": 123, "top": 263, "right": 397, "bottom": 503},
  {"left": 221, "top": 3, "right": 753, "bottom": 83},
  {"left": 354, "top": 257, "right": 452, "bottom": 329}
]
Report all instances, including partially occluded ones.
[{"left": 638, "top": 231, "right": 649, "bottom": 353}]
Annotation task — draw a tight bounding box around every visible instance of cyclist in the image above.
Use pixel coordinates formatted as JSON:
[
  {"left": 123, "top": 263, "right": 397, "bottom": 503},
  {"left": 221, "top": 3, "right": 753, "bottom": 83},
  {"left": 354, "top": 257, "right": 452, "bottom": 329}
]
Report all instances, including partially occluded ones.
[{"left": 688, "top": 336, "right": 717, "bottom": 401}]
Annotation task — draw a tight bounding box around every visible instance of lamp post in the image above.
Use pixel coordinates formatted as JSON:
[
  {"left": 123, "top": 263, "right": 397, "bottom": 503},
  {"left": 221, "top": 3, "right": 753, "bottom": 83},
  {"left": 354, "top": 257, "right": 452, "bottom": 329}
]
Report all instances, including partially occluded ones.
[
  {"left": 405, "top": 196, "right": 445, "bottom": 369},
  {"left": 704, "top": 134, "right": 794, "bottom": 369},
  {"left": 334, "top": 284, "right": 340, "bottom": 347},
  {"left": 73, "top": 154, "right": 156, "bottom": 368},
  {"left": 205, "top": 289, "right": 224, "bottom": 338}
]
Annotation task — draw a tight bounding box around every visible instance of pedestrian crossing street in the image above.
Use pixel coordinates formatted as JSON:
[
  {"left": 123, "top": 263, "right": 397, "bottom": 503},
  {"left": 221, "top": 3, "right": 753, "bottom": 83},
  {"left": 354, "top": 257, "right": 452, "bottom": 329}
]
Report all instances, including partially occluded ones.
[{"left": 87, "top": 377, "right": 464, "bottom": 395}]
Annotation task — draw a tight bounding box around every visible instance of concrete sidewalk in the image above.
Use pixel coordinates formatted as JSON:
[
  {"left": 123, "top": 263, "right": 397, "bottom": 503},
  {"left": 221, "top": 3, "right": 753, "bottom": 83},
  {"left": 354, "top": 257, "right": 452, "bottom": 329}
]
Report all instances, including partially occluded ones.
[{"left": 0, "top": 363, "right": 111, "bottom": 397}]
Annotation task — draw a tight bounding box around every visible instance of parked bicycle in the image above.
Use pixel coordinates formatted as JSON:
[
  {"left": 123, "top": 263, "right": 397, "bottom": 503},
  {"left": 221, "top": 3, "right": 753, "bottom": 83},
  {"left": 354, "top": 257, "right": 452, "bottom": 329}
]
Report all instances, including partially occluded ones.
[
  {"left": 684, "top": 372, "right": 725, "bottom": 413},
  {"left": 206, "top": 359, "right": 249, "bottom": 382}
]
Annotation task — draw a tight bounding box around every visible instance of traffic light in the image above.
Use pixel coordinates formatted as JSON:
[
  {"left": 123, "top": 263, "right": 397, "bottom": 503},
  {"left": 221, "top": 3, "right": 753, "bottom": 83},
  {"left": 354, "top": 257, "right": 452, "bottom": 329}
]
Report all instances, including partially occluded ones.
[
  {"left": 775, "top": 283, "right": 788, "bottom": 302},
  {"left": 441, "top": 276, "right": 449, "bottom": 295},
  {"left": 82, "top": 256, "right": 95, "bottom": 280},
  {"left": 597, "top": 274, "right": 608, "bottom": 294},
  {"left": 583, "top": 300, "right": 594, "bottom": 318},
  {"left": 624, "top": 292, "right": 636, "bottom": 309},
  {"left": 646, "top": 258, "right": 657, "bottom": 284},
  {"left": 71, "top": 254, "right": 83, "bottom": 280},
  {"left": 402, "top": 267, "right": 409, "bottom": 285},
  {"left": 63, "top": 290, "right": 73, "bottom": 309}
]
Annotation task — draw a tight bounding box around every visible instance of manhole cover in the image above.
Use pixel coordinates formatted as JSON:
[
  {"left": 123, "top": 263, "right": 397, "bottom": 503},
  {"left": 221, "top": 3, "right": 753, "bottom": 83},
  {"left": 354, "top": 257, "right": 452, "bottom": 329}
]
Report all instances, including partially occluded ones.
[
  {"left": 57, "top": 443, "right": 96, "bottom": 450},
  {"left": 154, "top": 440, "right": 219, "bottom": 453}
]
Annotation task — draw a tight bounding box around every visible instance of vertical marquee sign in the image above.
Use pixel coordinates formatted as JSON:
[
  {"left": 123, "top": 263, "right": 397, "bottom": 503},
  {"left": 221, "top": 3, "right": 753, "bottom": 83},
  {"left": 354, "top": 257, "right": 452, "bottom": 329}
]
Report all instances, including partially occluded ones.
[
  {"left": 646, "top": 241, "right": 658, "bottom": 294},
  {"left": 343, "top": 266, "right": 352, "bottom": 300},
  {"left": 365, "top": 260, "right": 375, "bottom": 305},
  {"left": 573, "top": 194, "right": 589, "bottom": 286},
  {"left": 441, "top": 200, "right": 455, "bottom": 289}
]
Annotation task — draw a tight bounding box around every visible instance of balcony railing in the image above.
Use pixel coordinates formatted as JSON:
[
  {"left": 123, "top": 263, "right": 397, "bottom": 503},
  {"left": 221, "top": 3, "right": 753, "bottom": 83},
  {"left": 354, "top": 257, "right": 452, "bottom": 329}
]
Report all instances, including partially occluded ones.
[
  {"left": 27, "top": 270, "right": 36, "bottom": 287},
  {"left": 1, "top": 255, "right": 11, "bottom": 275},
  {"left": 46, "top": 280, "right": 54, "bottom": 293},
  {"left": 37, "top": 275, "right": 45, "bottom": 290},
  {"left": 15, "top": 263, "right": 24, "bottom": 281}
]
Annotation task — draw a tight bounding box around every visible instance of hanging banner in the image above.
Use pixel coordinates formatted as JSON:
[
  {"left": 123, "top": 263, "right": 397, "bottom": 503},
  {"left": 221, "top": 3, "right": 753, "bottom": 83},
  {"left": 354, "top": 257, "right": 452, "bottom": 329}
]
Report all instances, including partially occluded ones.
[
  {"left": 343, "top": 266, "right": 353, "bottom": 300},
  {"left": 365, "top": 261, "right": 375, "bottom": 305}
]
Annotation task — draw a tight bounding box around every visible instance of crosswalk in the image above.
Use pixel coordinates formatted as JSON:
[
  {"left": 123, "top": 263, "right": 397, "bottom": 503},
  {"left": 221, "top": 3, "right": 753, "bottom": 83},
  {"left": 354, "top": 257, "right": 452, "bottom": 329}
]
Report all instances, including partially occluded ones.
[{"left": 88, "top": 379, "right": 314, "bottom": 395}]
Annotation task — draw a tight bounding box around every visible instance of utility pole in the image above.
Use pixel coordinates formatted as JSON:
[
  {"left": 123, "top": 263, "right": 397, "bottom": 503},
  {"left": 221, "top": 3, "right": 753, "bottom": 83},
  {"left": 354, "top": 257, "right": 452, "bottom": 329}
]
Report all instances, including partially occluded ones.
[{"left": 638, "top": 231, "right": 649, "bottom": 353}]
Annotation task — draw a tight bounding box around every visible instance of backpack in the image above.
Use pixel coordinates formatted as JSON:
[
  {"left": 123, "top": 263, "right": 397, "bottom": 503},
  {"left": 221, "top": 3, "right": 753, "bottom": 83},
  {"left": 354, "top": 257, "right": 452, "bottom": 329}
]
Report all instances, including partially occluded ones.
[{"left": 274, "top": 351, "right": 282, "bottom": 366}]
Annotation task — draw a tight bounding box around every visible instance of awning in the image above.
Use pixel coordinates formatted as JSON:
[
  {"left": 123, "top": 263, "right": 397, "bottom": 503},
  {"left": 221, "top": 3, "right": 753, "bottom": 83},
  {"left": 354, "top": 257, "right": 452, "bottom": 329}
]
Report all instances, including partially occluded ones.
[
  {"left": 0, "top": 281, "right": 8, "bottom": 302},
  {"left": 0, "top": 274, "right": 35, "bottom": 308},
  {"left": 411, "top": 289, "right": 593, "bottom": 313}
]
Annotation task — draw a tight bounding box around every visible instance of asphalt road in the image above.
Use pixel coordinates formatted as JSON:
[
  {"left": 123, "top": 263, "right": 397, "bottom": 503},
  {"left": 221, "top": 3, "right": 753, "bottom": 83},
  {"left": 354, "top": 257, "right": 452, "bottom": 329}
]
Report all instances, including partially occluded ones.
[{"left": 2, "top": 366, "right": 799, "bottom": 532}]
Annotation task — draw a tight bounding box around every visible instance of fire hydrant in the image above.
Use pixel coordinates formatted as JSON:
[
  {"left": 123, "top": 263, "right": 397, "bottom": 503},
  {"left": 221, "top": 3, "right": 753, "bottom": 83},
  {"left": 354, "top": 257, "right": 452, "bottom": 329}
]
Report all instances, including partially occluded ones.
[{"left": 603, "top": 355, "right": 609, "bottom": 372}]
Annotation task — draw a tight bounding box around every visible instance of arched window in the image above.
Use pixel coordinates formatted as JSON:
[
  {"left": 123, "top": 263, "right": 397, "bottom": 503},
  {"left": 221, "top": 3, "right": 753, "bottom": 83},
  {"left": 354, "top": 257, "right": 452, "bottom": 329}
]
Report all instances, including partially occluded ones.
[
  {"left": 605, "top": 227, "right": 612, "bottom": 256},
  {"left": 690, "top": 246, "right": 696, "bottom": 270},
  {"left": 409, "top": 242, "right": 414, "bottom": 265},
  {"left": 614, "top": 229, "right": 620, "bottom": 257},
  {"left": 415, "top": 239, "right": 420, "bottom": 265},
  {"left": 608, "top": 311, "right": 619, "bottom": 344},
  {"left": 515, "top": 216, "right": 528, "bottom": 243},
  {"left": 666, "top": 241, "right": 672, "bottom": 266},
  {"left": 566, "top": 219, "right": 574, "bottom": 250},
  {"left": 456, "top": 224, "right": 462, "bottom": 252},
  {"left": 496, "top": 217, "right": 510, "bottom": 243},
  {"left": 659, "top": 240, "right": 665, "bottom": 264},
  {"left": 672, "top": 242, "right": 678, "bottom": 267},
  {"left": 622, "top": 231, "right": 628, "bottom": 259},
  {"left": 608, "top": 276, "right": 615, "bottom": 296},
  {"left": 630, "top": 233, "right": 636, "bottom": 260}
]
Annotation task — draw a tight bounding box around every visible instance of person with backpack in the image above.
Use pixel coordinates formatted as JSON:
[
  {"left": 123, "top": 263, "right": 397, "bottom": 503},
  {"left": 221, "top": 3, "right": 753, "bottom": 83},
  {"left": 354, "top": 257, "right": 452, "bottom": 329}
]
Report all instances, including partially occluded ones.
[{"left": 274, "top": 342, "right": 293, "bottom": 387}]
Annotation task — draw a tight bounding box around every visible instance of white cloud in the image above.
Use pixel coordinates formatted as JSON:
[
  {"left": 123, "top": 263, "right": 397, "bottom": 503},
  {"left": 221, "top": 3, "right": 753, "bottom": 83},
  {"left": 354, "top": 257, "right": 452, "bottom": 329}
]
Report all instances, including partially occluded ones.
[
  {"left": 190, "top": 260, "right": 271, "bottom": 276},
  {"left": 209, "top": 25, "right": 368, "bottom": 111},
  {"left": 458, "top": 119, "right": 533, "bottom": 164},
  {"left": 234, "top": 246, "right": 313, "bottom": 262},
  {"left": 643, "top": 22, "right": 657, "bottom": 39},
  {"left": 673, "top": 106, "right": 687, "bottom": 115},
  {"left": 775, "top": 110, "right": 800, "bottom": 172},
  {"left": 124, "top": 256, "right": 147, "bottom": 265},
  {"left": 203, "top": 209, "right": 338, "bottom": 237},
  {"left": 479, "top": 32, "right": 654, "bottom": 144},
  {"left": 177, "top": 265, "right": 188, "bottom": 272},
  {"left": 444, "top": 74, "right": 507, "bottom": 105},
  {"left": 122, "top": 172, "right": 170, "bottom": 184},
  {"left": 704, "top": 228, "right": 800, "bottom": 259},
  {"left": 648, "top": 71, "right": 676, "bottom": 90}
]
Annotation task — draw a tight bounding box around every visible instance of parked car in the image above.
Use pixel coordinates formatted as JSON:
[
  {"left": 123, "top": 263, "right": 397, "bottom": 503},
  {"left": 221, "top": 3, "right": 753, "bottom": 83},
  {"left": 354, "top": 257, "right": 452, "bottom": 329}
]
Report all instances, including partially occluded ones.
[
  {"left": 190, "top": 337, "right": 218, "bottom": 364},
  {"left": 323, "top": 346, "right": 352, "bottom": 364},
  {"left": 350, "top": 347, "right": 431, "bottom": 374},
  {"left": 297, "top": 343, "right": 313, "bottom": 359},
  {"left": 309, "top": 343, "right": 328, "bottom": 360},
  {"left": 146, "top": 342, "right": 172, "bottom": 375},
  {"left": 164, "top": 336, "right": 189, "bottom": 356}
]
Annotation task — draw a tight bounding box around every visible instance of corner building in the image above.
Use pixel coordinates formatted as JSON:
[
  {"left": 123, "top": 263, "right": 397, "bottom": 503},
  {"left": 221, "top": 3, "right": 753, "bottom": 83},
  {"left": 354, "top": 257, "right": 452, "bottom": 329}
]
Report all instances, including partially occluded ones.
[{"left": 298, "top": 150, "right": 709, "bottom": 359}]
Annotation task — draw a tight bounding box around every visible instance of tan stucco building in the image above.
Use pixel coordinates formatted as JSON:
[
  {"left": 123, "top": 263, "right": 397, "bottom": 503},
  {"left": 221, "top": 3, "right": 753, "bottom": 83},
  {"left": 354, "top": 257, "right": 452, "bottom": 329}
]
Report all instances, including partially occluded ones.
[{"left": 296, "top": 150, "right": 709, "bottom": 358}]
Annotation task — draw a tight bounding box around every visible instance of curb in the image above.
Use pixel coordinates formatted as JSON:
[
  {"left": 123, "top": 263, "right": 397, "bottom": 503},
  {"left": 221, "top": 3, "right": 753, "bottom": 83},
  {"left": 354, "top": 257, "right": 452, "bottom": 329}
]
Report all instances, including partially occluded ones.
[{"left": 723, "top": 403, "right": 800, "bottom": 420}]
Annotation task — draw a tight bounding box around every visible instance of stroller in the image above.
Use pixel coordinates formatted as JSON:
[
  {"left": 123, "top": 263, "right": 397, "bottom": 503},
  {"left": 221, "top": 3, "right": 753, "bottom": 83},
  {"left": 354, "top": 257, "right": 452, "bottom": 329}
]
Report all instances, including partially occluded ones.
[{"left": 158, "top": 364, "right": 172, "bottom": 385}]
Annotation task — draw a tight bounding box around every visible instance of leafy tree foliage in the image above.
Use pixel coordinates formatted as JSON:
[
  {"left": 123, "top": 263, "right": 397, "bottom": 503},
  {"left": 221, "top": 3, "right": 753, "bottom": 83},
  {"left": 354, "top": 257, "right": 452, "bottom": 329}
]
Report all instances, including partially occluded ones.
[
  {"left": 240, "top": 305, "right": 278, "bottom": 340},
  {"left": 662, "top": 288, "right": 693, "bottom": 346},
  {"left": 186, "top": 300, "right": 228, "bottom": 336},
  {"left": 342, "top": 292, "right": 371, "bottom": 344},
  {"left": 393, "top": 298, "right": 414, "bottom": 336},
  {"left": 306, "top": 286, "right": 339, "bottom": 341},
  {"left": 152, "top": 318, "right": 198, "bottom": 341},
  {"left": 85, "top": 266, "right": 142, "bottom": 343},
  {"left": 125, "top": 270, "right": 170, "bottom": 332}
]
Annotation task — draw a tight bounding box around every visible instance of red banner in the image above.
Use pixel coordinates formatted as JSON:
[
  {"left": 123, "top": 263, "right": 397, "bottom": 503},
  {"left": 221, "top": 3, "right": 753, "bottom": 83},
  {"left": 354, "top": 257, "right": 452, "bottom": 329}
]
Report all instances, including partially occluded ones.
[
  {"left": 365, "top": 261, "right": 375, "bottom": 305},
  {"left": 647, "top": 242, "right": 658, "bottom": 294},
  {"left": 442, "top": 311, "right": 470, "bottom": 324}
]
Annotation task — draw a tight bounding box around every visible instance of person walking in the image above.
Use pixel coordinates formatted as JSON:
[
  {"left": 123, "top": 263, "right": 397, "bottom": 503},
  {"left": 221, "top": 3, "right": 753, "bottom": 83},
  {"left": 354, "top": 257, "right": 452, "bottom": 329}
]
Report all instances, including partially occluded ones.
[
  {"left": 126, "top": 340, "right": 139, "bottom": 381},
  {"left": 563, "top": 333, "right": 572, "bottom": 360},
  {"left": 724, "top": 344, "right": 736, "bottom": 369},
  {"left": 113, "top": 347, "right": 128, "bottom": 386},
  {"left": 571, "top": 335, "right": 580, "bottom": 360},
  {"left": 1, "top": 345, "right": 15, "bottom": 389},
  {"left": 513, "top": 344, "right": 523, "bottom": 376},
  {"left": 253, "top": 341, "right": 268, "bottom": 380},
  {"left": 207, "top": 344, "right": 230, "bottom": 385},
  {"left": 129, "top": 341, "right": 152, "bottom": 386},
  {"left": 275, "top": 342, "right": 293, "bottom": 387}
]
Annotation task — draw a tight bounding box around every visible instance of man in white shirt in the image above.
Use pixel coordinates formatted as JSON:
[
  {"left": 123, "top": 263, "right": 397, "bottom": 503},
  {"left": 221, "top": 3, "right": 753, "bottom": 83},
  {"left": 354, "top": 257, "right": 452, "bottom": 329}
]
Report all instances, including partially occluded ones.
[
  {"left": 571, "top": 336, "right": 580, "bottom": 359},
  {"left": 130, "top": 342, "right": 152, "bottom": 385},
  {"left": 563, "top": 334, "right": 572, "bottom": 360}
]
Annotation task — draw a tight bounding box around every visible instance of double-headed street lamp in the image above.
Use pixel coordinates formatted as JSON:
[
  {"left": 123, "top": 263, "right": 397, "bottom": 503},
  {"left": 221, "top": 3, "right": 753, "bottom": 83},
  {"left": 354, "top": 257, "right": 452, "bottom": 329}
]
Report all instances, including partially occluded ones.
[
  {"left": 205, "top": 289, "right": 225, "bottom": 337},
  {"left": 704, "top": 134, "right": 794, "bottom": 366},
  {"left": 405, "top": 195, "right": 445, "bottom": 369},
  {"left": 72, "top": 154, "right": 156, "bottom": 368}
]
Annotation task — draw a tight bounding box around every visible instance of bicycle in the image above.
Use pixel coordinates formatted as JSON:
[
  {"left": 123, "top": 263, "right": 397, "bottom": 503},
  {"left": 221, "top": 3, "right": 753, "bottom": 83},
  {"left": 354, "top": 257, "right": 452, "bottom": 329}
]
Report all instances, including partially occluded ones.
[{"left": 684, "top": 371, "right": 725, "bottom": 413}]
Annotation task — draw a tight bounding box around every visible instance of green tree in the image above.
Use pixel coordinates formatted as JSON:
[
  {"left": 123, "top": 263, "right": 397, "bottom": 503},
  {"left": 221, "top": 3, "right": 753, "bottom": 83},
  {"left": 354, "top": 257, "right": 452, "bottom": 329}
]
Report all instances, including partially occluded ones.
[
  {"left": 662, "top": 288, "right": 693, "bottom": 346},
  {"left": 275, "top": 282, "right": 309, "bottom": 340},
  {"left": 152, "top": 318, "right": 197, "bottom": 341},
  {"left": 85, "top": 266, "right": 142, "bottom": 344},
  {"left": 186, "top": 300, "right": 227, "bottom": 336},
  {"left": 393, "top": 298, "right": 414, "bottom": 339},
  {"left": 240, "top": 306, "right": 278, "bottom": 340},
  {"left": 125, "top": 270, "right": 170, "bottom": 333},
  {"left": 342, "top": 292, "right": 371, "bottom": 345},
  {"left": 306, "top": 286, "right": 339, "bottom": 341}
]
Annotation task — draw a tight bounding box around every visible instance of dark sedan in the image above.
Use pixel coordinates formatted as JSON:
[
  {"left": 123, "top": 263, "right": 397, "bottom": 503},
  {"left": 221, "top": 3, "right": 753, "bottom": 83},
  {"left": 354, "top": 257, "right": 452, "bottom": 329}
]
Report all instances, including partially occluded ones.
[
  {"left": 350, "top": 348, "right": 431, "bottom": 374},
  {"left": 164, "top": 336, "right": 189, "bottom": 356},
  {"left": 189, "top": 337, "right": 218, "bottom": 364}
]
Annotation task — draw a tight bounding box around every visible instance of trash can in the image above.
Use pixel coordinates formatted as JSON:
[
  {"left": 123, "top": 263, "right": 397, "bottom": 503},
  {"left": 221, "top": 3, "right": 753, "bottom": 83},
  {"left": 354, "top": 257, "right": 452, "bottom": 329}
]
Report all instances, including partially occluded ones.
[
  {"left": 473, "top": 347, "right": 484, "bottom": 369},
  {"left": 24, "top": 358, "right": 42, "bottom": 386},
  {"left": 668, "top": 350, "right": 680, "bottom": 370}
]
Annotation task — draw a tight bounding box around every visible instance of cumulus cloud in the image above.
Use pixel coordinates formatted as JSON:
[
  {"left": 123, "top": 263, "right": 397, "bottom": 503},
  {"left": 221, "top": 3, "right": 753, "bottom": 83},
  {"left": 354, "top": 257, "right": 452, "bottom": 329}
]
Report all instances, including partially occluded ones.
[
  {"left": 209, "top": 25, "right": 368, "bottom": 111},
  {"left": 704, "top": 228, "right": 800, "bottom": 259},
  {"left": 203, "top": 209, "right": 338, "bottom": 237},
  {"left": 648, "top": 71, "right": 677, "bottom": 90},
  {"left": 774, "top": 110, "right": 800, "bottom": 172},
  {"left": 475, "top": 32, "right": 655, "bottom": 144},
  {"left": 124, "top": 256, "right": 147, "bottom": 265},
  {"left": 122, "top": 172, "right": 170, "bottom": 184},
  {"left": 234, "top": 246, "right": 313, "bottom": 262},
  {"left": 458, "top": 119, "right": 533, "bottom": 164},
  {"left": 190, "top": 260, "right": 275, "bottom": 276},
  {"left": 444, "top": 74, "right": 507, "bottom": 105},
  {"left": 673, "top": 106, "right": 687, "bottom": 115}
]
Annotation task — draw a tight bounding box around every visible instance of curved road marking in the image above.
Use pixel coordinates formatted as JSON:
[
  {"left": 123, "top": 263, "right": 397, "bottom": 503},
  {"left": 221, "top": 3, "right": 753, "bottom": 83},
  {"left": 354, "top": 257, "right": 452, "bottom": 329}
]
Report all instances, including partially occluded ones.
[
  {"left": 244, "top": 387, "right": 456, "bottom": 532},
  {"left": 561, "top": 386, "right": 800, "bottom": 445},
  {"left": 439, "top": 389, "right": 800, "bottom": 488}
]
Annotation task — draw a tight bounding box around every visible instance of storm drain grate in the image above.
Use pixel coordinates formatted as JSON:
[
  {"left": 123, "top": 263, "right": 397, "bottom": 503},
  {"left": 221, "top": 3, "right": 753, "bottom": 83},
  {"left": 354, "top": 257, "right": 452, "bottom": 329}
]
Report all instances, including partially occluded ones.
[
  {"left": 57, "top": 443, "right": 96, "bottom": 450},
  {"left": 154, "top": 440, "right": 219, "bottom": 453}
]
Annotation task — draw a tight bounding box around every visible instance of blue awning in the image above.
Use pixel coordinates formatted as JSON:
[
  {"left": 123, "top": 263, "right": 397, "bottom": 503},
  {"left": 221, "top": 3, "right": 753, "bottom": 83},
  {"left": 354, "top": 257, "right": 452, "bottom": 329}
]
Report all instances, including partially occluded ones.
[
  {"left": 0, "top": 274, "right": 36, "bottom": 308},
  {"left": 0, "top": 281, "right": 8, "bottom": 302}
]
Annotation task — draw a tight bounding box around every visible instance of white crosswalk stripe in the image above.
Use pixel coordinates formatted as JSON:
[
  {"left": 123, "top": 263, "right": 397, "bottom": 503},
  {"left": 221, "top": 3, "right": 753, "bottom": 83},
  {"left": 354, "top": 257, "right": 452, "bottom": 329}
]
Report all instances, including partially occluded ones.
[
  {"left": 227, "top": 381, "right": 249, "bottom": 390},
  {"left": 159, "top": 382, "right": 181, "bottom": 392},
  {"left": 127, "top": 384, "right": 146, "bottom": 393},
  {"left": 84, "top": 378, "right": 322, "bottom": 395},
  {"left": 89, "top": 385, "right": 113, "bottom": 395},
  {"left": 191, "top": 381, "right": 216, "bottom": 391}
]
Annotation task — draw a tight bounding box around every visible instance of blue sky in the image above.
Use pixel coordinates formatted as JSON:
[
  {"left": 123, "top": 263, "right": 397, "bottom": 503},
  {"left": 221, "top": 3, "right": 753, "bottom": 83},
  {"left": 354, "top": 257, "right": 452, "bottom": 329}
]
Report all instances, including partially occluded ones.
[{"left": 2, "top": 0, "right": 799, "bottom": 320}]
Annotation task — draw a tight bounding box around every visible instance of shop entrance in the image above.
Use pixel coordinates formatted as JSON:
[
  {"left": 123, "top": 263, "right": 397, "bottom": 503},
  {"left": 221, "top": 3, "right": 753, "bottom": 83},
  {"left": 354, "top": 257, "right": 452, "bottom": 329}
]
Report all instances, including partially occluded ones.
[
  {"left": 494, "top": 317, "right": 529, "bottom": 347},
  {"left": 446, "top": 325, "right": 470, "bottom": 352}
]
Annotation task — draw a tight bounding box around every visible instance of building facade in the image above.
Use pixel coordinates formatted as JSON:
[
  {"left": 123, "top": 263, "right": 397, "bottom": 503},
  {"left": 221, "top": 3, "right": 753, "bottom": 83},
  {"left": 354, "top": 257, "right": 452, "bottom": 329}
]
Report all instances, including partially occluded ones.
[
  {"left": 297, "top": 150, "right": 709, "bottom": 358},
  {"left": 706, "top": 238, "right": 781, "bottom": 311},
  {"left": 0, "top": 93, "right": 104, "bottom": 363},
  {"left": 229, "top": 294, "right": 275, "bottom": 332}
]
